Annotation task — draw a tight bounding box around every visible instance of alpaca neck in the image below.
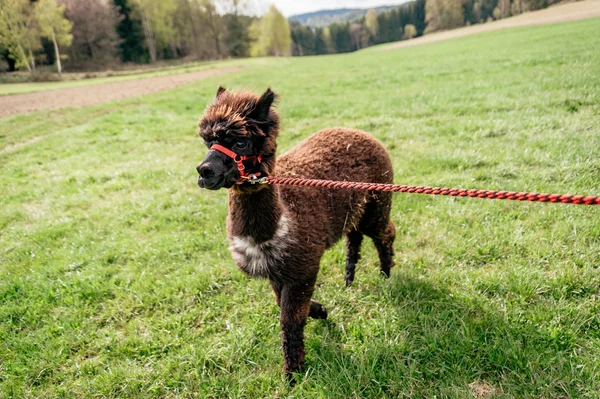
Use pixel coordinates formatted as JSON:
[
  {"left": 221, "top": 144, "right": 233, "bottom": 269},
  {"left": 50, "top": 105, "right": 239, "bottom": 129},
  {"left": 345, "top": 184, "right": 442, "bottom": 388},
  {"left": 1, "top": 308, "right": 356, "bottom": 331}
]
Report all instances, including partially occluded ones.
[{"left": 228, "top": 185, "right": 285, "bottom": 243}]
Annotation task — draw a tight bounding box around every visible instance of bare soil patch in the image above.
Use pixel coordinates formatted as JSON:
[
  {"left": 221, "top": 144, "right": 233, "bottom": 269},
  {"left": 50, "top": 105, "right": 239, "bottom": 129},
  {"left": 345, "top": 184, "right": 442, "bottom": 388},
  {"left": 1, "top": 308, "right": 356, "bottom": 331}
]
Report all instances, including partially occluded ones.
[
  {"left": 0, "top": 66, "right": 242, "bottom": 118},
  {"left": 468, "top": 381, "right": 497, "bottom": 398},
  {"left": 384, "top": 0, "right": 600, "bottom": 51}
]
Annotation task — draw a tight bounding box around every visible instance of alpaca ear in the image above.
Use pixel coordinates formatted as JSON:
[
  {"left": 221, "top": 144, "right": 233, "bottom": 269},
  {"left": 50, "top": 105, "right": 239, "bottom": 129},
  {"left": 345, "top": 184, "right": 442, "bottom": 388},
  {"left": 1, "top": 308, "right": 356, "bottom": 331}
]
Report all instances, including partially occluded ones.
[
  {"left": 216, "top": 86, "right": 227, "bottom": 98},
  {"left": 252, "top": 88, "right": 276, "bottom": 121}
]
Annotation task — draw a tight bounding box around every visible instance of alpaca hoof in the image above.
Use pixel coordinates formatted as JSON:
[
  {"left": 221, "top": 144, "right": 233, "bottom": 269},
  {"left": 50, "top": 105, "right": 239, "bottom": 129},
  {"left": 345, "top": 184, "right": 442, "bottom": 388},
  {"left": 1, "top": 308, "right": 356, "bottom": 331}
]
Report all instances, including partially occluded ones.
[
  {"left": 286, "top": 371, "right": 297, "bottom": 386},
  {"left": 315, "top": 305, "right": 328, "bottom": 319},
  {"left": 345, "top": 274, "right": 354, "bottom": 287},
  {"left": 309, "top": 303, "right": 328, "bottom": 319}
]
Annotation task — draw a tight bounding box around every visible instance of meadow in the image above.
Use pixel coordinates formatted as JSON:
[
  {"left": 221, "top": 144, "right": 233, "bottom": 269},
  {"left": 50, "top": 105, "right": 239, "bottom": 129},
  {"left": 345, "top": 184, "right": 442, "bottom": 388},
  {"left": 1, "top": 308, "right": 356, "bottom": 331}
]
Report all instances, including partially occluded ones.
[{"left": 1, "top": 18, "right": 600, "bottom": 398}]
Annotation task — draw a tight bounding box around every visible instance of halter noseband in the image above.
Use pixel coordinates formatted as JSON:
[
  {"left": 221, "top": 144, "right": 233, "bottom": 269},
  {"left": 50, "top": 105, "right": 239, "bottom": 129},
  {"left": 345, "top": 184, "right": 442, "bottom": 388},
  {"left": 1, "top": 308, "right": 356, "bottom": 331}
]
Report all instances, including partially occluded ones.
[{"left": 210, "top": 144, "right": 263, "bottom": 183}]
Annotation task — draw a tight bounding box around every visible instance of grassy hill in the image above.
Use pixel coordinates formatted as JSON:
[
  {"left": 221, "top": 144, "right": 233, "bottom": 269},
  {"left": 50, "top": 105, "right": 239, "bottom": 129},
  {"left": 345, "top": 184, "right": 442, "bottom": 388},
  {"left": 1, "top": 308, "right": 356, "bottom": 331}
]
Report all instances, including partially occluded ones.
[{"left": 1, "top": 18, "right": 599, "bottom": 398}]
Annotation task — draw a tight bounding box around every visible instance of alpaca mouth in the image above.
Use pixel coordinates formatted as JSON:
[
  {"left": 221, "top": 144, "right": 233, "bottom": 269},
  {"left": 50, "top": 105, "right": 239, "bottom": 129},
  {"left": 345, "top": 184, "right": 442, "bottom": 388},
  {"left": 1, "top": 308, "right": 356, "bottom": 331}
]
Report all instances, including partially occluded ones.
[{"left": 198, "top": 176, "right": 225, "bottom": 190}]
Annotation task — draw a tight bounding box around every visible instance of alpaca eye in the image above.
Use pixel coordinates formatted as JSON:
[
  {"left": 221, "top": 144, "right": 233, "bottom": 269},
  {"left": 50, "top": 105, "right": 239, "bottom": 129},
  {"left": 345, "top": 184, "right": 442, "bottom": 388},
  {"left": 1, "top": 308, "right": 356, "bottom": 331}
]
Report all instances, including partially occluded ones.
[{"left": 234, "top": 141, "right": 248, "bottom": 150}]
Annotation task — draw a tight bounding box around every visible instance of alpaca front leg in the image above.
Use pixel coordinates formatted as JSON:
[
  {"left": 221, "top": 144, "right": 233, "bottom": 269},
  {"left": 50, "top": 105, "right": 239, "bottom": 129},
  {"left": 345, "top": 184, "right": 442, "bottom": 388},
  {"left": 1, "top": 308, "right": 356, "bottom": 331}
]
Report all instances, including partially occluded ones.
[
  {"left": 275, "top": 282, "right": 326, "bottom": 319},
  {"left": 270, "top": 281, "right": 281, "bottom": 306},
  {"left": 279, "top": 285, "right": 312, "bottom": 382}
]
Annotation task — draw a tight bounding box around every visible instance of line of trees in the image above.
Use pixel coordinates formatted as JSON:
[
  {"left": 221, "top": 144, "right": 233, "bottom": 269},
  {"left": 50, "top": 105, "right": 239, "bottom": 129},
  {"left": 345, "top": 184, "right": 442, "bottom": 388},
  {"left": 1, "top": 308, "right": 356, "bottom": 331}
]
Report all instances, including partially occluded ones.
[
  {"left": 0, "top": 0, "right": 575, "bottom": 75},
  {"left": 0, "top": 0, "right": 294, "bottom": 75},
  {"left": 290, "top": 0, "right": 571, "bottom": 56}
]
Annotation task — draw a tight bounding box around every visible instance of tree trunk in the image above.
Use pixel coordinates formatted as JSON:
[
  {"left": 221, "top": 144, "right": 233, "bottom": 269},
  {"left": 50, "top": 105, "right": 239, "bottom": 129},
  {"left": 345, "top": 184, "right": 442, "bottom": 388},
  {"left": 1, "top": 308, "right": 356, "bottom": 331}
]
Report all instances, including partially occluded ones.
[
  {"left": 188, "top": 8, "right": 200, "bottom": 57},
  {"left": 212, "top": 21, "right": 221, "bottom": 58},
  {"left": 136, "top": 0, "right": 157, "bottom": 62},
  {"left": 18, "top": 44, "right": 32, "bottom": 72},
  {"left": 52, "top": 33, "right": 62, "bottom": 77},
  {"left": 214, "top": 34, "right": 221, "bottom": 58},
  {"left": 208, "top": 13, "right": 221, "bottom": 58},
  {"left": 28, "top": 47, "right": 36, "bottom": 70}
]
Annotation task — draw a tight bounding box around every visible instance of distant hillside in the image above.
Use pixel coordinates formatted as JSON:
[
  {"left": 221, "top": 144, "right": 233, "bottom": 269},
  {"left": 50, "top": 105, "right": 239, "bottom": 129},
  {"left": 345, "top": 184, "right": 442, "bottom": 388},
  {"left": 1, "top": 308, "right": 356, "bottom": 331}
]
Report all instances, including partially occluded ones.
[{"left": 289, "top": 5, "right": 400, "bottom": 28}]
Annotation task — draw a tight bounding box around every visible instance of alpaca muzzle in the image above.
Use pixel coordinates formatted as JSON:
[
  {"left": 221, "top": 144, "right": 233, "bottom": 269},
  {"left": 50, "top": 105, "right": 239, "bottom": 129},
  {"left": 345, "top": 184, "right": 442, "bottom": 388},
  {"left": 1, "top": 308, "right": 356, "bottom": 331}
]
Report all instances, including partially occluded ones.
[{"left": 209, "top": 144, "right": 263, "bottom": 184}]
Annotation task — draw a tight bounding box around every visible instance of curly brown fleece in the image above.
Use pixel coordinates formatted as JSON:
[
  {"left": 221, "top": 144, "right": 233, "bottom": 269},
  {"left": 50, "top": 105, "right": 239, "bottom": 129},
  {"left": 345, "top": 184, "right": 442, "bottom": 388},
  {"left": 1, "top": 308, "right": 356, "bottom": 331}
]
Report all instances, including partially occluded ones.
[{"left": 197, "top": 88, "right": 396, "bottom": 382}]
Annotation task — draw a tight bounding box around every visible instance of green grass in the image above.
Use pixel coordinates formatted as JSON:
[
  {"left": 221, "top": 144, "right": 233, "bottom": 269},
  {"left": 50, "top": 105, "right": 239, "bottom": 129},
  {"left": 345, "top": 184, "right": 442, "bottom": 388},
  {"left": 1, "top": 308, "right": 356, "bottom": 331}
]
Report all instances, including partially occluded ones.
[
  {"left": 1, "top": 19, "right": 600, "bottom": 398},
  {"left": 0, "top": 59, "right": 259, "bottom": 96}
]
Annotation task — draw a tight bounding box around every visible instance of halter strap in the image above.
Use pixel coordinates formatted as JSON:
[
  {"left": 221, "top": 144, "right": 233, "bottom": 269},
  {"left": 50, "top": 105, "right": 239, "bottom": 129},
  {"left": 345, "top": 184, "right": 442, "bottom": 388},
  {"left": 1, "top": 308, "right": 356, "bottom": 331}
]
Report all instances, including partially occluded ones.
[{"left": 210, "top": 144, "right": 263, "bottom": 183}]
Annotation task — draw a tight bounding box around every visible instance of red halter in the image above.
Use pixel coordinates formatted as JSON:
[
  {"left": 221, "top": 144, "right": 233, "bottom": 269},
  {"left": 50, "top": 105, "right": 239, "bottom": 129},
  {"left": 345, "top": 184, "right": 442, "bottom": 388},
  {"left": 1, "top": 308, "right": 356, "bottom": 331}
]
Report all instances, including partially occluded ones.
[{"left": 210, "top": 144, "right": 263, "bottom": 183}]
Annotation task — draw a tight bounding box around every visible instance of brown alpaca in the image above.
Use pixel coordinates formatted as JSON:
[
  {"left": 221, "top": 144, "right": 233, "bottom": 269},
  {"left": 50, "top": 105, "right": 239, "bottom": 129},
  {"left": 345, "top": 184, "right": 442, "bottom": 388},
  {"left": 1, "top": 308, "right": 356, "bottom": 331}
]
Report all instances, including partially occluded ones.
[{"left": 196, "top": 87, "right": 396, "bottom": 381}]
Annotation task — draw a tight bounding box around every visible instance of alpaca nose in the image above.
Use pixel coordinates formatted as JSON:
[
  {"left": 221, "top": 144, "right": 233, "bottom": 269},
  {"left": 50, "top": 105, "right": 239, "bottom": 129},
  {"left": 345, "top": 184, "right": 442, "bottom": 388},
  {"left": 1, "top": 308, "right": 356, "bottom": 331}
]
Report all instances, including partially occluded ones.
[{"left": 197, "top": 163, "right": 214, "bottom": 180}]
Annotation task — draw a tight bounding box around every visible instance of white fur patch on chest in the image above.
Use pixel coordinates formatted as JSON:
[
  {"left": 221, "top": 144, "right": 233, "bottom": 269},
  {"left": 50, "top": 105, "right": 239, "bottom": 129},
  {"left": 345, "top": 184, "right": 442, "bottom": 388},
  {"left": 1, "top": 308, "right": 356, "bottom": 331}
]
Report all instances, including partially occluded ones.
[{"left": 229, "top": 215, "right": 292, "bottom": 277}]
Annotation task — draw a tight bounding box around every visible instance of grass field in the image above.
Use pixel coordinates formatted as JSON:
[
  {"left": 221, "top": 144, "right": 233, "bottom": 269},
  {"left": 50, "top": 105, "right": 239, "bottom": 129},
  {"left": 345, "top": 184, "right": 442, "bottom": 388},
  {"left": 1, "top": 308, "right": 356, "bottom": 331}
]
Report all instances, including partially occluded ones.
[{"left": 1, "top": 18, "right": 600, "bottom": 398}]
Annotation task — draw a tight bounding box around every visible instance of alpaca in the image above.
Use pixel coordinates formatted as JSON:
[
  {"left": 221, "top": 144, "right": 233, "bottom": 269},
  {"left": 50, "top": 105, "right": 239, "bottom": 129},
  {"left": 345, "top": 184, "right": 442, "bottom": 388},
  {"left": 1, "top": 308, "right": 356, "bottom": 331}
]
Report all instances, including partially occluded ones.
[{"left": 196, "top": 87, "right": 396, "bottom": 381}]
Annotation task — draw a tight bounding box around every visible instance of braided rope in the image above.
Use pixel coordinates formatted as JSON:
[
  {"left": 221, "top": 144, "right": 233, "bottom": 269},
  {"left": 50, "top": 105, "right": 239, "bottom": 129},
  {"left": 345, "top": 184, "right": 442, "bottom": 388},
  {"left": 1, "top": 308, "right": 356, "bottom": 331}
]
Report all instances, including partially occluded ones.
[{"left": 264, "top": 177, "right": 600, "bottom": 206}]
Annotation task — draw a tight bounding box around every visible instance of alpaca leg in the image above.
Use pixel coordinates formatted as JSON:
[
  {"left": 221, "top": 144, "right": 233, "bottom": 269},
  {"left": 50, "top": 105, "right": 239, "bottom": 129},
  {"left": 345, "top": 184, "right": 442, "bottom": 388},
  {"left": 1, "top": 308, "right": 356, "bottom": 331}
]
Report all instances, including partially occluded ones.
[
  {"left": 372, "top": 220, "right": 396, "bottom": 278},
  {"left": 280, "top": 284, "right": 312, "bottom": 384},
  {"left": 271, "top": 281, "right": 282, "bottom": 306},
  {"left": 345, "top": 230, "right": 363, "bottom": 286},
  {"left": 359, "top": 192, "right": 396, "bottom": 278},
  {"left": 274, "top": 282, "right": 325, "bottom": 320},
  {"left": 309, "top": 299, "right": 328, "bottom": 319}
]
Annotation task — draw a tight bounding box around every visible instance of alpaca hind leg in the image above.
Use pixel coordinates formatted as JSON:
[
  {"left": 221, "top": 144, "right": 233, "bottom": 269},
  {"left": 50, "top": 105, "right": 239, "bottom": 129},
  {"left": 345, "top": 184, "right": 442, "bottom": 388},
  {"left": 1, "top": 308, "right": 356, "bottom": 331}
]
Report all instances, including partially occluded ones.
[
  {"left": 345, "top": 230, "right": 363, "bottom": 287},
  {"left": 360, "top": 192, "right": 396, "bottom": 278},
  {"left": 371, "top": 220, "right": 396, "bottom": 278},
  {"left": 309, "top": 299, "right": 328, "bottom": 319}
]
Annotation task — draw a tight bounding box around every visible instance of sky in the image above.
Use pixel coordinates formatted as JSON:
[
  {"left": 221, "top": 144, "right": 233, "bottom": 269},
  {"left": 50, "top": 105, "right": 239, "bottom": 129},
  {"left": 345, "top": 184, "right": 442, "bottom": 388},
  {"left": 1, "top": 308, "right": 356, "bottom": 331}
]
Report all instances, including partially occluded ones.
[{"left": 262, "top": 0, "right": 410, "bottom": 17}]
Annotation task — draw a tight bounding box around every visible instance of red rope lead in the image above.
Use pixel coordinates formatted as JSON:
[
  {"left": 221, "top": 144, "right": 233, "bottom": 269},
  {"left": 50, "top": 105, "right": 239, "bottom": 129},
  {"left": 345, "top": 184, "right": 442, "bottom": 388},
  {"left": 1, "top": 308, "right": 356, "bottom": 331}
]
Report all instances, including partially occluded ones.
[{"left": 264, "top": 176, "right": 600, "bottom": 206}]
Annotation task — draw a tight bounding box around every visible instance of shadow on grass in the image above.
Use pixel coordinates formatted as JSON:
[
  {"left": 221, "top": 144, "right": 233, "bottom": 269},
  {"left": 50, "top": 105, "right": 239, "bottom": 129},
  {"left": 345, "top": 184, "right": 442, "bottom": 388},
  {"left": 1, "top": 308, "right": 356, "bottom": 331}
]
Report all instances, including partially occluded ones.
[{"left": 302, "top": 273, "right": 590, "bottom": 398}]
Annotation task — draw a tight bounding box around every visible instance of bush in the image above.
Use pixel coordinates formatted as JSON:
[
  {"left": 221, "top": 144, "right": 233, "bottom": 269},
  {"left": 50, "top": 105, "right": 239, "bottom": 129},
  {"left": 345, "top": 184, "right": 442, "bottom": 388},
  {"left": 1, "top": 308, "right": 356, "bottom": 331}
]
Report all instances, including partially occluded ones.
[{"left": 29, "top": 70, "right": 61, "bottom": 82}]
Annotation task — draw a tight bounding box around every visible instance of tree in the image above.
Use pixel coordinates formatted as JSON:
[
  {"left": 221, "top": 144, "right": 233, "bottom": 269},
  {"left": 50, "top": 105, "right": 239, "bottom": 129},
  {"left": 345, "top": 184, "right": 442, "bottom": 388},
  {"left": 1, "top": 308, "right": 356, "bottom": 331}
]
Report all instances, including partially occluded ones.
[
  {"left": 290, "top": 21, "right": 315, "bottom": 56},
  {"left": 321, "top": 27, "right": 334, "bottom": 54},
  {"left": 202, "top": 0, "right": 225, "bottom": 58},
  {"left": 170, "top": 0, "right": 198, "bottom": 58},
  {"left": 473, "top": 1, "right": 482, "bottom": 23},
  {"left": 249, "top": 5, "right": 291, "bottom": 57},
  {"left": 365, "top": 9, "right": 378, "bottom": 38},
  {"left": 492, "top": 7, "right": 501, "bottom": 20},
  {"left": 328, "top": 22, "right": 353, "bottom": 53},
  {"left": 23, "top": 8, "right": 42, "bottom": 70},
  {"left": 0, "top": 0, "right": 35, "bottom": 71},
  {"left": 425, "top": 0, "right": 464, "bottom": 32},
  {"left": 313, "top": 27, "right": 329, "bottom": 55},
  {"left": 62, "top": 0, "right": 121, "bottom": 66},
  {"left": 113, "top": 0, "right": 147, "bottom": 63},
  {"left": 134, "top": 0, "right": 177, "bottom": 62},
  {"left": 497, "top": 0, "right": 510, "bottom": 18},
  {"left": 226, "top": 0, "right": 251, "bottom": 57},
  {"left": 403, "top": 24, "right": 417, "bottom": 39},
  {"left": 349, "top": 23, "right": 367, "bottom": 51},
  {"left": 35, "top": 0, "right": 73, "bottom": 76},
  {"left": 511, "top": 0, "right": 524, "bottom": 15}
]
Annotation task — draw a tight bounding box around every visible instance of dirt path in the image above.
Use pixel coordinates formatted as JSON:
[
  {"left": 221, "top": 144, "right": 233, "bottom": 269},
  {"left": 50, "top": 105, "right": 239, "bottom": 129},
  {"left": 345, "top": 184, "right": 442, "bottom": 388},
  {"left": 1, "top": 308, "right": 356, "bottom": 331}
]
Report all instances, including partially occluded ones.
[
  {"left": 0, "top": 66, "right": 242, "bottom": 118},
  {"left": 384, "top": 0, "right": 600, "bottom": 51}
]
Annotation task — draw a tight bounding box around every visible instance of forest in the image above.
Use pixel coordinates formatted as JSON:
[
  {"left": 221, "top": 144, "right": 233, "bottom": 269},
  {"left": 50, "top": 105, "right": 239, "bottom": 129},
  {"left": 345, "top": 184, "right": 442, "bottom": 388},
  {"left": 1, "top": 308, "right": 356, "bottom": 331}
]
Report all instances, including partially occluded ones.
[{"left": 0, "top": 0, "right": 571, "bottom": 76}]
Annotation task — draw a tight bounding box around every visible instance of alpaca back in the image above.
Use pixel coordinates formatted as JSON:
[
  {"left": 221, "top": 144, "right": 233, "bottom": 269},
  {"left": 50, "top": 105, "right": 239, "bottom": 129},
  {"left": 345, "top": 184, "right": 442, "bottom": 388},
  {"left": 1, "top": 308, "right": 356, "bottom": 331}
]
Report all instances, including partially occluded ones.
[{"left": 276, "top": 128, "right": 393, "bottom": 251}]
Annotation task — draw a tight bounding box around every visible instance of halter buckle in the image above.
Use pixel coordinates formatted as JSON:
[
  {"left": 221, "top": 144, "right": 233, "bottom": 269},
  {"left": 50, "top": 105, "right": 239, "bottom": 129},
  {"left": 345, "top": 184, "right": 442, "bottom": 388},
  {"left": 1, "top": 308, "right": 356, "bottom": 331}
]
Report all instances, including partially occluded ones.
[{"left": 247, "top": 176, "right": 268, "bottom": 184}]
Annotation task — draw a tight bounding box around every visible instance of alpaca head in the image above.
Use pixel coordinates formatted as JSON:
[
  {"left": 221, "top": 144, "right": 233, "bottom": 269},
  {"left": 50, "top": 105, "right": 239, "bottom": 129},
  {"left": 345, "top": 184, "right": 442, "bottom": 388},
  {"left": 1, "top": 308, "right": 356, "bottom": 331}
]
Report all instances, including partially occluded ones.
[{"left": 196, "top": 87, "right": 279, "bottom": 192}]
